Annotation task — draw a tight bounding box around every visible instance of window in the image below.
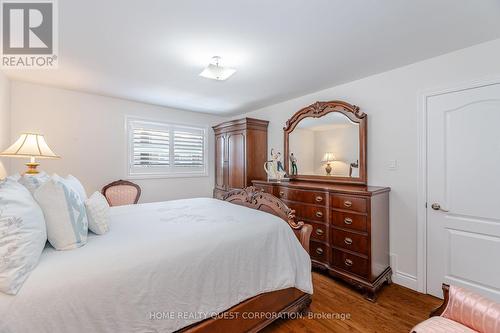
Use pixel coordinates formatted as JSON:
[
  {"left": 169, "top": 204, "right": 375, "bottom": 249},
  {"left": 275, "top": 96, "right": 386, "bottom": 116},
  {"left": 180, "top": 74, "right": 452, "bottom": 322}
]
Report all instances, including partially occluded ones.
[{"left": 127, "top": 118, "right": 208, "bottom": 178}]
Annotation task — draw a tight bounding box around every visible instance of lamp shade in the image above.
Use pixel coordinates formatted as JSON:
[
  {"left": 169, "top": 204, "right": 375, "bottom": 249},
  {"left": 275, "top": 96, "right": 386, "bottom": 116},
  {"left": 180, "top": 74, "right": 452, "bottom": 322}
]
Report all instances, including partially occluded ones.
[
  {"left": 0, "top": 133, "right": 59, "bottom": 159},
  {"left": 321, "top": 152, "right": 335, "bottom": 163}
]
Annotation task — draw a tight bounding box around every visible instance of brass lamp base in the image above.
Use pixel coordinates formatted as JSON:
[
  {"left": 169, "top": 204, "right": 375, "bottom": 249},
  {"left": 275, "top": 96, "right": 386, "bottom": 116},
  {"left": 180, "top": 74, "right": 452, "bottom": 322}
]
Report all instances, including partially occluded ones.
[
  {"left": 25, "top": 162, "right": 40, "bottom": 174},
  {"left": 325, "top": 163, "right": 332, "bottom": 175}
]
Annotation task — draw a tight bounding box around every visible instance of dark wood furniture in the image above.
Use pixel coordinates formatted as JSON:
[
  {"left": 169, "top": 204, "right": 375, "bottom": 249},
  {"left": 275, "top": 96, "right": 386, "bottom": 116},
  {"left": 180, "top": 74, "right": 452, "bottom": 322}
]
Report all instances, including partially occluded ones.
[
  {"left": 101, "top": 179, "right": 141, "bottom": 206},
  {"left": 284, "top": 100, "right": 367, "bottom": 185},
  {"left": 429, "top": 284, "right": 450, "bottom": 317},
  {"left": 179, "top": 288, "right": 310, "bottom": 333},
  {"left": 212, "top": 118, "right": 269, "bottom": 199},
  {"left": 253, "top": 180, "right": 391, "bottom": 301},
  {"left": 253, "top": 100, "right": 391, "bottom": 301},
  {"left": 180, "top": 186, "right": 312, "bottom": 333}
]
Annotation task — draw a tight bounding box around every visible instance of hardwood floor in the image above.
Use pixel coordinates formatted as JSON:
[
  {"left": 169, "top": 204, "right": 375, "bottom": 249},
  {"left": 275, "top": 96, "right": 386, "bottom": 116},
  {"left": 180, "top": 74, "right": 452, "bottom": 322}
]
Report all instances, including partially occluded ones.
[{"left": 263, "top": 271, "right": 442, "bottom": 333}]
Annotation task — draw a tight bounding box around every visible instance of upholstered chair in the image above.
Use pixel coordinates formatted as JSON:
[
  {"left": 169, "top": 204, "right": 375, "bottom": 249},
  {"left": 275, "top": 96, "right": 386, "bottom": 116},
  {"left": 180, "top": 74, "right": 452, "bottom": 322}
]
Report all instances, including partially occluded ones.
[
  {"left": 411, "top": 284, "right": 500, "bottom": 333},
  {"left": 101, "top": 180, "right": 141, "bottom": 207}
]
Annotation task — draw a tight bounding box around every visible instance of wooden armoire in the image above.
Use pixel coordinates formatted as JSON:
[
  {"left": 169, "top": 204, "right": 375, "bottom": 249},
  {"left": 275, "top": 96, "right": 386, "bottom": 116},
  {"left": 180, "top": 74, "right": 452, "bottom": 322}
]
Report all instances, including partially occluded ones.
[{"left": 212, "top": 118, "right": 269, "bottom": 199}]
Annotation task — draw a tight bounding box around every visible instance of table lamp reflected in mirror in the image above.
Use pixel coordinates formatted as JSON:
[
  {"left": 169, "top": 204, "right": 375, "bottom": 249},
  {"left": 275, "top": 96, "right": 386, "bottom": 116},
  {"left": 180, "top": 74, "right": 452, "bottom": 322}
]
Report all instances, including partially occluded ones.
[
  {"left": 322, "top": 152, "right": 335, "bottom": 176},
  {"left": 0, "top": 133, "right": 60, "bottom": 175}
]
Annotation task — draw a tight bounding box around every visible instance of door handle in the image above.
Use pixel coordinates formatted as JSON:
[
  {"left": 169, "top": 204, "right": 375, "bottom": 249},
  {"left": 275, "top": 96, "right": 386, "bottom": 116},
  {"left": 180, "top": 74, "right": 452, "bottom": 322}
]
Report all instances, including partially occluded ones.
[{"left": 431, "top": 203, "right": 449, "bottom": 212}]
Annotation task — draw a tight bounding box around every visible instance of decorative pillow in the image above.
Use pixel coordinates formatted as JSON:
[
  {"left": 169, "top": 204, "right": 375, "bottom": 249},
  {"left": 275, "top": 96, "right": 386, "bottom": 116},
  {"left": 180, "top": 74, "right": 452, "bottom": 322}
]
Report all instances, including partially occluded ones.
[
  {"left": 84, "top": 191, "right": 110, "bottom": 235},
  {"left": 0, "top": 179, "right": 47, "bottom": 295},
  {"left": 18, "top": 172, "right": 50, "bottom": 194},
  {"left": 53, "top": 174, "right": 87, "bottom": 200},
  {"left": 34, "top": 177, "right": 88, "bottom": 250}
]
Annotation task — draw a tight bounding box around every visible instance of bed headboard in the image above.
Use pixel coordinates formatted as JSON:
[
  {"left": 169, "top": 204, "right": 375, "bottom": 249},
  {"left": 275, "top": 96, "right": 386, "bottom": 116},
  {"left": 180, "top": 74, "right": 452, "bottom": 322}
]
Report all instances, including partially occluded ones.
[{"left": 222, "top": 186, "right": 312, "bottom": 254}]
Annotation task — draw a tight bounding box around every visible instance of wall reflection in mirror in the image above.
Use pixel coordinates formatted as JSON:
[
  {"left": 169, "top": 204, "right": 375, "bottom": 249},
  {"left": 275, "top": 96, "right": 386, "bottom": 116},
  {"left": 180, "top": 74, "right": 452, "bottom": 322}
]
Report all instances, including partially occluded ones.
[{"left": 288, "top": 112, "right": 360, "bottom": 177}]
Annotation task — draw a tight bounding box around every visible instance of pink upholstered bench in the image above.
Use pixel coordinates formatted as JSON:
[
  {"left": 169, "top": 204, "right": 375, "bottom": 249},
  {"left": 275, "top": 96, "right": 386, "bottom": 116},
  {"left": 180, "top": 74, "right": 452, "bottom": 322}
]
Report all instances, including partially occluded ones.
[{"left": 412, "top": 284, "right": 500, "bottom": 333}]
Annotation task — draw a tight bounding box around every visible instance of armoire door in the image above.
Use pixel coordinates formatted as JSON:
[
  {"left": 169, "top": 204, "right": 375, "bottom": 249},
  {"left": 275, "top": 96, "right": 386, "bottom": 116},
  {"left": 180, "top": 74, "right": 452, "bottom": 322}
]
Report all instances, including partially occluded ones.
[
  {"left": 215, "top": 134, "right": 226, "bottom": 190},
  {"left": 426, "top": 81, "right": 500, "bottom": 301},
  {"left": 227, "top": 131, "right": 246, "bottom": 189}
]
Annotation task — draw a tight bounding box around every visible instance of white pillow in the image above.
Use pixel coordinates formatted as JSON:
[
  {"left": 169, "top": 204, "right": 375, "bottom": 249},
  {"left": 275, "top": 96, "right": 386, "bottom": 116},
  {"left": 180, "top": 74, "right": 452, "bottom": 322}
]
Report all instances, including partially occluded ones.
[
  {"left": 18, "top": 172, "right": 50, "bottom": 194},
  {"left": 6, "top": 173, "right": 21, "bottom": 181},
  {"left": 0, "top": 179, "right": 47, "bottom": 295},
  {"left": 34, "top": 177, "right": 88, "bottom": 250},
  {"left": 53, "top": 174, "right": 87, "bottom": 200},
  {"left": 85, "top": 192, "right": 110, "bottom": 235}
]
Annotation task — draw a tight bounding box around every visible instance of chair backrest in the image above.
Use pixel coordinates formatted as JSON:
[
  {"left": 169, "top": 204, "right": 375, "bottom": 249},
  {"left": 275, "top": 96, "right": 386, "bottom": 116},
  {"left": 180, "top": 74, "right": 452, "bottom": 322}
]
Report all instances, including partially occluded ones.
[
  {"left": 442, "top": 285, "right": 500, "bottom": 333},
  {"left": 101, "top": 180, "right": 141, "bottom": 207}
]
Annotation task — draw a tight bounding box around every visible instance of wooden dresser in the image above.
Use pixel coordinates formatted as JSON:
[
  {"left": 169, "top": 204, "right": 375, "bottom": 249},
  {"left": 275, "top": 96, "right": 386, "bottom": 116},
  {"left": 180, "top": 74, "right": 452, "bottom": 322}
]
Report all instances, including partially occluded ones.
[
  {"left": 253, "top": 180, "right": 391, "bottom": 300},
  {"left": 213, "top": 118, "right": 269, "bottom": 199}
]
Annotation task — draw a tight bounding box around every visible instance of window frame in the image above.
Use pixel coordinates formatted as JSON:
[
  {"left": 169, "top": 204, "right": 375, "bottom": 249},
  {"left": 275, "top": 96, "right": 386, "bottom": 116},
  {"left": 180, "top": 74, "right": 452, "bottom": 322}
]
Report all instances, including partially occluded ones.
[{"left": 126, "top": 116, "right": 209, "bottom": 179}]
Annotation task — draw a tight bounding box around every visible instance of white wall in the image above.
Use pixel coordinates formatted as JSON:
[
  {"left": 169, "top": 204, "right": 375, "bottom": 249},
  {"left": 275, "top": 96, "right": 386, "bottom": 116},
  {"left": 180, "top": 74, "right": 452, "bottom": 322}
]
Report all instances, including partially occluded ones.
[
  {"left": 236, "top": 38, "right": 500, "bottom": 290},
  {"left": 0, "top": 72, "right": 10, "bottom": 179},
  {"left": 288, "top": 128, "right": 315, "bottom": 174},
  {"left": 9, "top": 82, "right": 225, "bottom": 202},
  {"left": 312, "top": 125, "right": 359, "bottom": 176}
]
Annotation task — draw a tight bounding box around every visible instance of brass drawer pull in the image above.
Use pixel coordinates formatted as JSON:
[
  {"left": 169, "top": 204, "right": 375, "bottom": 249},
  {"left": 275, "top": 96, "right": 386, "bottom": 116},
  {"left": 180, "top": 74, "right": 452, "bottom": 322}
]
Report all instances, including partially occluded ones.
[
  {"left": 315, "top": 196, "right": 323, "bottom": 202},
  {"left": 344, "top": 200, "right": 353, "bottom": 208},
  {"left": 315, "top": 211, "right": 323, "bottom": 218},
  {"left": 344, "top": 217, "right": 353, "bottom": 225},
  {"left": 345, "top": 259, "right": 353, "bottom": 267},
  {"left": 316, "top": 248, "right": 324, "bottom": 255},
  {"left": 315, "top": 228, "right": 324, "bottom": 236},
  {"left": 344, "top": 237, "right": 353, "bottom": 245},
  {"left": 279, "top": 191, "right": 285, "bottom": 197}
]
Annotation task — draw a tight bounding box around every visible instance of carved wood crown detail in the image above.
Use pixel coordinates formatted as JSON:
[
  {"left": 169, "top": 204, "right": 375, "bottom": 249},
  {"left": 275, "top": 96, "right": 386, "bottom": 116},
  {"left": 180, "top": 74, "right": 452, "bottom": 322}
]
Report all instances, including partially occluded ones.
[
  {"left": 283, "top": 100, "right": 365, "bottom": 132},
  {"left": 222, "top": 186, "right": 305, "bottom": 230}
]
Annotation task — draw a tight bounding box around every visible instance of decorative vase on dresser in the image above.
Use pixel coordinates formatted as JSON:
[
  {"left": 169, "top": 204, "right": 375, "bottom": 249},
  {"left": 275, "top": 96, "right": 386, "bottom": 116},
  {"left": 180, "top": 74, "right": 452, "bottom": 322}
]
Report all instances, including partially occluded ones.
[
  {"left": 254, "top": 100, "right": 391, "bottom": 301},
  {"left": 212, "top": 118, "right": 269, "bottom": 199}
]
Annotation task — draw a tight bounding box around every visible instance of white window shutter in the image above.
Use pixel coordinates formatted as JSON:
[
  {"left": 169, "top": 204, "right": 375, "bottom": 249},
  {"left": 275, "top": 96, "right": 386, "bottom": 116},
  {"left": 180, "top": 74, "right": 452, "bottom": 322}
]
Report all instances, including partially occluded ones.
[
  {"left": 173, "top": 129, "right": 204, "bottom": 167},
  {"left": 132, "top": 128, "right": 170, "bottom": 166},
  {"left": 127, "top": 118, "right": 207, "bottom": 178}
]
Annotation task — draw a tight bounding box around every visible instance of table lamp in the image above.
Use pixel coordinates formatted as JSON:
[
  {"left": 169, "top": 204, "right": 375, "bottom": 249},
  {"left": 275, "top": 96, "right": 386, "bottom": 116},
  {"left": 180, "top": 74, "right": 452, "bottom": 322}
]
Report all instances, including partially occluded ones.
[
  {"left": 0, "top": 133, "right": 60, "bottom": 174},
  {"left": 321, "top": 152, "right": 335, "bottom": 176}
]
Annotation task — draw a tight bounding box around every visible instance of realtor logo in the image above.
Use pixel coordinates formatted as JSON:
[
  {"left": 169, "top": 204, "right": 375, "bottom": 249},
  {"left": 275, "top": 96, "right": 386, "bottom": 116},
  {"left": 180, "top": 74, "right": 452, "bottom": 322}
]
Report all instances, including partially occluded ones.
[{"left": 1, "top": 0, "right": 58, "bottom": 68}]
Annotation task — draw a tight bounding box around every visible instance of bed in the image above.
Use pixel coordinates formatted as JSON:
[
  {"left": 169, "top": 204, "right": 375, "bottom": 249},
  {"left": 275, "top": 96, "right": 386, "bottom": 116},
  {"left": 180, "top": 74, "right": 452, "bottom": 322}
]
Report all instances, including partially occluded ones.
[{"left": 0, "top": 187, "right": 313, "bottom": 333}]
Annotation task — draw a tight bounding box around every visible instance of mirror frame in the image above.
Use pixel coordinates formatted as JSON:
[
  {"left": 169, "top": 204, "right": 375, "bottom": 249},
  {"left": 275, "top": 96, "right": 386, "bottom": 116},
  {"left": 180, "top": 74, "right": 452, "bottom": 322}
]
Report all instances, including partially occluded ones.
[{"left": 284, "top": 100, "right": 367, "bottom": 185}]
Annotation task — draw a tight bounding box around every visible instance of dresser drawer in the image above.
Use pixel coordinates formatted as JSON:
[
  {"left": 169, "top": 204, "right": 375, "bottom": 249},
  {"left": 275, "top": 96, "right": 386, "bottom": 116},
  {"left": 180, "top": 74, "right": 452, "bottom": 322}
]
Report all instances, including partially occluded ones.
[
  {"left": 310, "top": 222, "right": 327, "bottom": 242},
  {"left": 331, "top": 211, "right": 367, "bottom": 232},
  {"left": 310, "top": 241, "right": 327, "bottom": 261},
  {"left": 254, "top": 184, "right": 273, "bottom": 194},
  {"left": 284, "top": 201, "right": 326, "bottom": 222},
  {"left": 331, "top": 194, "right": 367, "bottom": 213},
  {"left": 332, "top": 249, "right": 369, "bottom": 278},
  {"left": 277, "top": 187, "right": 326, "bottom": 205},
  {"left": 332, "top": 229, "right": 368, "bottom": 255}
]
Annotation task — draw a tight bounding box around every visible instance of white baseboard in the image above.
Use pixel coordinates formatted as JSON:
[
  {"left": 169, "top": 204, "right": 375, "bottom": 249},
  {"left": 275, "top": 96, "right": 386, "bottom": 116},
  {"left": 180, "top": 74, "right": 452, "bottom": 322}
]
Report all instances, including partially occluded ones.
[
  {"left": 392, "top": 271, "right": 419, "bottom": 290},
  {"left": 390, "top": 254, "right": 419, "bottom": 291}
]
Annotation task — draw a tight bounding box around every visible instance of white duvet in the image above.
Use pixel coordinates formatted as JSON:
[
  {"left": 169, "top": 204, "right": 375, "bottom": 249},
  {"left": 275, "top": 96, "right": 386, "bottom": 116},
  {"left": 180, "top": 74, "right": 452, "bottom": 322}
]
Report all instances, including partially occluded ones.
[{"left": 0, "top": 198, "right": 312, "bottom": 333}]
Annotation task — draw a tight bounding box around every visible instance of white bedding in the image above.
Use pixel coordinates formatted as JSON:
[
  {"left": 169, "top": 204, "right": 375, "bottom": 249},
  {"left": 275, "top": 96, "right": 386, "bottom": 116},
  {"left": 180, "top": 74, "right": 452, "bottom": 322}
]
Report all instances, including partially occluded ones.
[{"left": 0, "top": 198, "right": 312, "bottom": 333}]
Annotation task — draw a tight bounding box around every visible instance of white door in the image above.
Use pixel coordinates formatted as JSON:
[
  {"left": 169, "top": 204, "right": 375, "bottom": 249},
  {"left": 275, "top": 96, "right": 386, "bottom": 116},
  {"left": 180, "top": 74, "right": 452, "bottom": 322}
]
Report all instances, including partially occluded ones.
[{"left": 427, "top": 82, "right": 500, "bottom": 301}]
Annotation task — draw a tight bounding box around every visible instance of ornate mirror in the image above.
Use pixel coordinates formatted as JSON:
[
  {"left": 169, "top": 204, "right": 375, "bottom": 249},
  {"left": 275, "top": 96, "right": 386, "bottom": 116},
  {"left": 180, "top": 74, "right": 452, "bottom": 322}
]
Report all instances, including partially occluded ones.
[{"left": 284, "top": 100, "right": 367, "bottom": 185}]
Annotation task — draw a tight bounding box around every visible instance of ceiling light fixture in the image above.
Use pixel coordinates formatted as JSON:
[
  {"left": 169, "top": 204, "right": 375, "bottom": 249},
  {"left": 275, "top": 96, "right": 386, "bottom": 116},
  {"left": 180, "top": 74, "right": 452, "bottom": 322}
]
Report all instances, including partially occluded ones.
[{"left": 199, "top": 56, "right": 236, "bottom": 81}]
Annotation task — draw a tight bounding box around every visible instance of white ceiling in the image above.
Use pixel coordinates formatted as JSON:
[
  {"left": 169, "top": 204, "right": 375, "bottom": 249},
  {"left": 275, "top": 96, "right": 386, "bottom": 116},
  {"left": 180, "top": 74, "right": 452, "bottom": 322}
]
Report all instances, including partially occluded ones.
[{"left": 4, "top": 0, "right": 500, "bottom": 115}]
